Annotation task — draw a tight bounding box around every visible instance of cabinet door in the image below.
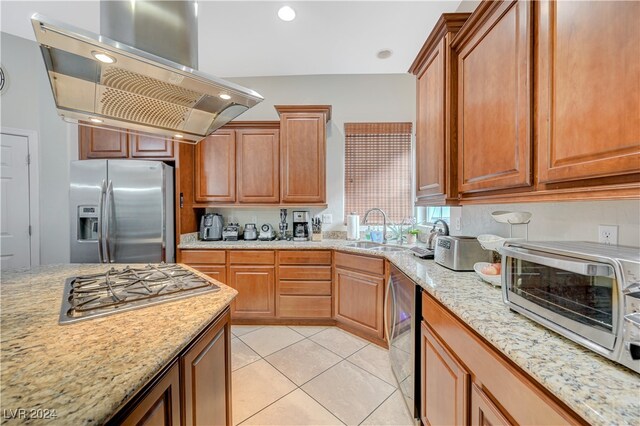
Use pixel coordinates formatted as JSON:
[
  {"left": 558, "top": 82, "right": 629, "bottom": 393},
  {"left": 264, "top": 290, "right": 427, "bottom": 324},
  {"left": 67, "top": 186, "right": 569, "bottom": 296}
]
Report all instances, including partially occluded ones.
[
  {"left": 79, "top": 124, "right": 128, "bottom": 159},
  {"left": 182, "top": 309, "right": 232, "bottom": 426},
  {"left": 334, "top": 267, "right": 384, "bottom": 339},
  {"left": 457, "top": 0, "right": 532, "bottom": 194},
  {"left": 536, "top": 1, "right": 640, "bottom": 184},
  {"left": 280, "top": 112, "right": 326, "bottom": 203},
  {"left": 195, "top": 130, "right": 236, "bottom": 202},
  {"left": 421, "top": 322, "right": 469, "bottom": 426},
  {"left": 120, "top": 362, "right": 181, "bottom": 426},
  {"left": 236, "top": 129, "right": 280, "bottom": 203},
  {"left": 416, "top": 38, "right": 447, "bottom": 201},
  {"left": 131, "top": 133, "right": 175, "bottom": 159},
  {"left": 228, "top": 266, "right": 275, "bottom": 318},
  {"left": 471, "top": 384, "right": 512, "bottom": 426}
]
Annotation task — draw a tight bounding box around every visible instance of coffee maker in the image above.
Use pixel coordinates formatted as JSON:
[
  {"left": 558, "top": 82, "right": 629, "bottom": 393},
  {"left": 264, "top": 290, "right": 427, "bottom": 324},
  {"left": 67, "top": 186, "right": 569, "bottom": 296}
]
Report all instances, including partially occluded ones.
[{"left": 292, "top": 211, "right": 311, "bottom": 241}]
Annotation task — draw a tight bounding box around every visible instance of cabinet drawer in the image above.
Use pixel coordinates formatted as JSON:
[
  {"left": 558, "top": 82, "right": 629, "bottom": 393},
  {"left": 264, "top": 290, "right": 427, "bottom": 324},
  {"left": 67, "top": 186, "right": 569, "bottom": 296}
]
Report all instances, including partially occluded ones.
[
  {"left": 181, "top": 250, "right": 225, "bottom": 265},
  {"left": 278, "top": 295, "right": 332, "bottom": 318},
  {"left": 278, "top": 250, "right": 332, "bottom": 265},
  {"left": 335, "top": 251, "right": 384, "bottom": 276},
  {"left": 189, "top": 265, "right": 226, "bottom": 284},
  {"left": 229, "top": 250, "right": 275, "bottom": 265},
  {"left": 279, "top": 280, "right": 331, "bottom": 296},
  {"left": 278, "top": 266, "right": 331, "bottom": 280}
]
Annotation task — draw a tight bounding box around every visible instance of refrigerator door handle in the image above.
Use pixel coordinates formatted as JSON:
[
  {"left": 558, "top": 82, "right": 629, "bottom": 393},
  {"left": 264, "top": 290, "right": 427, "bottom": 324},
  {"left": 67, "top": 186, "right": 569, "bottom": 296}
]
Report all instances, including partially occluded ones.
[
  {"left": 104, "top": 180, "right": 114, "bottom": 263},
  {"left": 98, "top": 179, "right": 106, "bottom": 263}
]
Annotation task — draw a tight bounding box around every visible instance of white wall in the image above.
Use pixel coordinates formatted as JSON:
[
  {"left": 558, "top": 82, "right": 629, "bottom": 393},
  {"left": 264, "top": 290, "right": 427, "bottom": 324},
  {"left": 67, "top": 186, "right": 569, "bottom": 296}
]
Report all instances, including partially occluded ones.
[
  {"left": 1, "top": 32, "right": 73, "bottom": 264},
  {"left": 210, "top": 74, "right": 417, "bottom": 231}
]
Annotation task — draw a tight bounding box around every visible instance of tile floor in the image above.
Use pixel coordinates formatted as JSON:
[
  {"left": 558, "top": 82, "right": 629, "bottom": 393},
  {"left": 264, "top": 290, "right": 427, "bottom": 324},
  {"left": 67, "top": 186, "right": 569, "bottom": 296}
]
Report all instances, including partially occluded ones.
[{"left": 231, "top": 325, "right": 414, "bottom": 426}]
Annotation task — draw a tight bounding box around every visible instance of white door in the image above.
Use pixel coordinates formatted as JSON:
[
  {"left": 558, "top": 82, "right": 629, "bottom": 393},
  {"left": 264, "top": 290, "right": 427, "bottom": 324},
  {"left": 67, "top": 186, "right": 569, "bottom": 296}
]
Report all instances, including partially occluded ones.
[{"left": 0, "top": 133, "right": 31, "bottom": 271}]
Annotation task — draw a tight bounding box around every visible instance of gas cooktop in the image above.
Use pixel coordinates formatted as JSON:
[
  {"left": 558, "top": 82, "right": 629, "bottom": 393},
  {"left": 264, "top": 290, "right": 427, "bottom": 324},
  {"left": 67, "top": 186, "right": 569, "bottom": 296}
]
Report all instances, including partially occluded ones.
[{"left": 59, "top": 264, "right": 219, "bottom": 324}]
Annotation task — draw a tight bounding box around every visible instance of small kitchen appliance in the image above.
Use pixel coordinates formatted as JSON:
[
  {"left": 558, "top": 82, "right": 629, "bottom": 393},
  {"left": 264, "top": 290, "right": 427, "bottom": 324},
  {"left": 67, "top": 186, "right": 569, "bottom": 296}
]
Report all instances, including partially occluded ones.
[
  {"left": 222, "top": 223, "right": 240, "bottom": 241},
  {"left": 279, "top": 209, "right": 289, "bottom": 240},
  {"left": 259, "top": 224, "right": 276, "bottom": 241},
  {"left": 434, "top": 236, "right": 491, "bottom": 271},
  {"left": 200, "top": 213, "right": 223, "bottom": 241},
  {"left": 293, "top": 211, "right": 311, "bottom": 242},
  {"left": 243, "top": 224, "right": 257, "bottom": 241},
  {"left": 502, "top": 241, "right": 640, "bottom": 373}
]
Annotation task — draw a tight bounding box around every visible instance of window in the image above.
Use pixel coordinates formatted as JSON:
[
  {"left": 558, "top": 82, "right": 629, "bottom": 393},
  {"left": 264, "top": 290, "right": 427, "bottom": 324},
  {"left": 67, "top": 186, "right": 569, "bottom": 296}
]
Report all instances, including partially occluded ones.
[{"left": 344, "top": 122, "right": 412, "bottom": 224}]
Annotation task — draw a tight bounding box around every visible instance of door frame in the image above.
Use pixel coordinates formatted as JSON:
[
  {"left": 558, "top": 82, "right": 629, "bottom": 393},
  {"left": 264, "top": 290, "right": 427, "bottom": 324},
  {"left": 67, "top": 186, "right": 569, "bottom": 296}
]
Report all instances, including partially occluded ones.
[{"left": 1, "top": 127, "right": 40, "bottom": 267}]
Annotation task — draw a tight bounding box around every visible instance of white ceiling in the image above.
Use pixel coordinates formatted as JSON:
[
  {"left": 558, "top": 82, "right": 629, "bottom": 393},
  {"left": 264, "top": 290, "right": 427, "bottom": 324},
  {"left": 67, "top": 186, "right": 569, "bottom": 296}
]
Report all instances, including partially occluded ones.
[{"left": 1, "top": 1, "right": 468, "bottom": 77}]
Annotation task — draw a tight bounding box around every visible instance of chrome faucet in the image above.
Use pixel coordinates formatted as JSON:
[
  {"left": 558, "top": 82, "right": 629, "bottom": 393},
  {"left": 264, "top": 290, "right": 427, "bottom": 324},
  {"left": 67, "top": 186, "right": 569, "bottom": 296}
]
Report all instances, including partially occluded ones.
[{"left": 363, "top": 208, "right": 389, "bottom": 244}]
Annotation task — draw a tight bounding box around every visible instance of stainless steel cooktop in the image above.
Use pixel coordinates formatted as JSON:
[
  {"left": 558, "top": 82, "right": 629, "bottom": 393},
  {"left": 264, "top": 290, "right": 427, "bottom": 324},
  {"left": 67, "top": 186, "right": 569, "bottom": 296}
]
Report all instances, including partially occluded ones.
[{"left": 60, "top": 264, "right": 219, "bottom": 324}]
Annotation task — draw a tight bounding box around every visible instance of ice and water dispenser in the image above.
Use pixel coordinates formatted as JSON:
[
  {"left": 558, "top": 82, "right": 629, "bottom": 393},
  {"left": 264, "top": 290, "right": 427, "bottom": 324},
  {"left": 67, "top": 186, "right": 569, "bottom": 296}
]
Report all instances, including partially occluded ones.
[{"left": 77, "top": 205, "right": 99, "bottom": 241}]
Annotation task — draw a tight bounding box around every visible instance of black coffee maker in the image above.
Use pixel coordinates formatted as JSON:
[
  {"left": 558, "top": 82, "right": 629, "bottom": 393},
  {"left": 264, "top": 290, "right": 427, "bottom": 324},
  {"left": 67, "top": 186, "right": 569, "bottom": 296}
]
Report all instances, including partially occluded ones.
[{"left": 292, "top": 211, "right": 310, "bottom": 241}]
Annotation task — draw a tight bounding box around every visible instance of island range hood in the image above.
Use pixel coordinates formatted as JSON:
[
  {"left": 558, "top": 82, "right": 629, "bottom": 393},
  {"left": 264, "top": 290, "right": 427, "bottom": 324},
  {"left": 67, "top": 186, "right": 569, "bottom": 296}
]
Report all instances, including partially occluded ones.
[{"left": 31, "top": 1, "right": 263, "bottom": 142}]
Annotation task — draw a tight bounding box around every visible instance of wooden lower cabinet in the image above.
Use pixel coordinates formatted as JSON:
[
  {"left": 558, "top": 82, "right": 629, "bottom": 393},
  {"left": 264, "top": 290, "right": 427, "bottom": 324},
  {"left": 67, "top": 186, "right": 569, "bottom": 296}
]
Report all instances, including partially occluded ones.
[
  {"left": 181, "top": 308, "right": 232, "bottom": 426},
  {"left": 191, "top": 265, "right": 226, "bottom": 284},
  {"left": 228, "top": 266, "right": 275, "bottom": 318},
  {"left": 421, "top": 291, "right": 581, "bottom": 425},
  {"left": 421, "top": 321, "right": 469, "bottom": 426},
  {"left": 120, "top": 362, "right": 181, "bottom": 426},
  {"left": 334, "top": 264, "right": 385, "bottom": 341}
]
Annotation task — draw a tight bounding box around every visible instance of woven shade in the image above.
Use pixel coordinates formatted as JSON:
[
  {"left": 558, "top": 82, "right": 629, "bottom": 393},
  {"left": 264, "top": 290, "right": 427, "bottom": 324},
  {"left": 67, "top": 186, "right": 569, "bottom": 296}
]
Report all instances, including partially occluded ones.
[{"left": 344, "top": 122, "right": 412, "bottom": 225}]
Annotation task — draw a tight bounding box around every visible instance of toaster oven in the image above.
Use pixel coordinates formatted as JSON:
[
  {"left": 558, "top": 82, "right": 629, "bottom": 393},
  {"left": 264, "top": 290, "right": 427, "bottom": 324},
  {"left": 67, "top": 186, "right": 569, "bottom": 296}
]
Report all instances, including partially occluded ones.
[{"left": 502, "top": 241, "right": 640, "bottom": 373}]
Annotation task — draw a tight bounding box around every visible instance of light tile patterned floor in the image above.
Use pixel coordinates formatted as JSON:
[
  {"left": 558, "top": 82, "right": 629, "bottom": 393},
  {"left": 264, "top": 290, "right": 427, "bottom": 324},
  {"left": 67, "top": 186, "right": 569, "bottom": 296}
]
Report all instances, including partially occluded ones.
[{"left": 231, "top": 325, "right": 414, "bottom": 426}]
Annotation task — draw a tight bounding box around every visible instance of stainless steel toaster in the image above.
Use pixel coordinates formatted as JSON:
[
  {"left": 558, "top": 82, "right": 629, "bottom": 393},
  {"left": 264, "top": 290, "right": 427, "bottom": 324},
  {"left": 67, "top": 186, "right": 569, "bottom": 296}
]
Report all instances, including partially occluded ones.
[{"left": 434, "top": 236, "right": 491, "bottom": 271}]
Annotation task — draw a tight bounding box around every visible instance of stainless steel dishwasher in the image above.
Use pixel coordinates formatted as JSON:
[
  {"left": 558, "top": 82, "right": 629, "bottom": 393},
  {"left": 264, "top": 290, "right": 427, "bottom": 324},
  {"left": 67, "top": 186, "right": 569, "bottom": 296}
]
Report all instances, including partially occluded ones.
[{"left": 386, "top": 264, "right": 420, "bottom": 422}]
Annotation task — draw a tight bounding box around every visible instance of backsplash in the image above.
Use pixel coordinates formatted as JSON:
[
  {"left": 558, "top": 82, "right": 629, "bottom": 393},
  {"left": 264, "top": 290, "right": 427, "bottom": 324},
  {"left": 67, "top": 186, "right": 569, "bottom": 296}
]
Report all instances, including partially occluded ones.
[{"left": 450, "top": 200, "right": 640, "bottom": 247}]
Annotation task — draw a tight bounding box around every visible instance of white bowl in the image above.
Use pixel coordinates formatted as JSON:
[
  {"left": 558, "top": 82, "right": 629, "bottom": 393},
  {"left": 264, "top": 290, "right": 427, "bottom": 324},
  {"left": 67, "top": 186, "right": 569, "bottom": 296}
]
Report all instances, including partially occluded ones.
[
  {"left": 474, "top": 262, "right": 501, "bottom": 287},
  {"left": 491, "top": 211, "right": 532, "bottom": 224},
  {"left": 477, "top": 234, "right": 524, "bottom": 252}
]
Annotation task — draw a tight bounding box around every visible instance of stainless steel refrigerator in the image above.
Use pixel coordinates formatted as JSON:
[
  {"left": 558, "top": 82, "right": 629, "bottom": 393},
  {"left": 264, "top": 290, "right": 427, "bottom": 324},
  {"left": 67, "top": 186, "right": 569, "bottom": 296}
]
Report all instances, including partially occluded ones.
[{"left": 70, "top": 160, "right": 174, "bottom": 263}]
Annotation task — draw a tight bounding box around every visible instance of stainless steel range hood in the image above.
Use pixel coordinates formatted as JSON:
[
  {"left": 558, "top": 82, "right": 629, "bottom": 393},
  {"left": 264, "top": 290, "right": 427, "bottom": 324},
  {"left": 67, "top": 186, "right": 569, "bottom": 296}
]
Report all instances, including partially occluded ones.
[{"left": 31, "top": 1, "right": 263, "bottom": 142}]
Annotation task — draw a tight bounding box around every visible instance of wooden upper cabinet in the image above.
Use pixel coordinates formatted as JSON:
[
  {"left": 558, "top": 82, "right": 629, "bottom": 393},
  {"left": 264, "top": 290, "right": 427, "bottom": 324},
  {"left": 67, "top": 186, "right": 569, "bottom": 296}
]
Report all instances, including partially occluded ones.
[
  {"left": 195, "top": 129, "right": 236, "bottom": 202},
  {"left": 130, "top": 133, "right": 175, "bottom": 158},
  {"left": 421, "top": 321, "right": 469, "bottom": 426},
  {"left": 276, "top": 105, "right": 331, "bottom": 204},
  {"left": 410, "top": 14, "right": 470, "bottom": 205},
  {"left": 536, "top": 0, "right": 640, "bottom": 184},
  {"left": 79, "top": 124, "right": 129, "bottom": 159},
  {"left": 454, "top": 1, "right": 533, "bottom": 194},
  {"left": 236, "top": 129, "right": 280, "bottom": 203}
]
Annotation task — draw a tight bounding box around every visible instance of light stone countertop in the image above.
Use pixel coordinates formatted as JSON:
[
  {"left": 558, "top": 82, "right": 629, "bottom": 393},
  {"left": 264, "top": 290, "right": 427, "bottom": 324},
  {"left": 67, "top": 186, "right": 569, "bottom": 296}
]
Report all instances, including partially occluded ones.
[
  {"left": 0, "top": 264, "right": 237, "bottom": 425},
  {"left": 179, "top": 238, "right": 640, "bottom": 426}
]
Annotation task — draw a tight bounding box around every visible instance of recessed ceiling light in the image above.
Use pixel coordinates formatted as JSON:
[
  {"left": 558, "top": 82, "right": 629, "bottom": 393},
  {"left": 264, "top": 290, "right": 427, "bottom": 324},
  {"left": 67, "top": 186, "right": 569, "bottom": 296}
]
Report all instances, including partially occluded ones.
[
  {"left": 174, "top": 134, "right": 184, "bottom": 139},
  {"left": 92, "top": 51, "right": 116, "bottom": 64},
  {"left": 377, "top": 49, "right": 393, "bottom": 59},
  {"left": 89, "top": 117, "right": 103, "bottom": 123},
  {"left": 278, "top": 6, "right": 296, "bottom": 22},
  {"left": 219, "top": 93, "right": 231, "bottom": 100}
]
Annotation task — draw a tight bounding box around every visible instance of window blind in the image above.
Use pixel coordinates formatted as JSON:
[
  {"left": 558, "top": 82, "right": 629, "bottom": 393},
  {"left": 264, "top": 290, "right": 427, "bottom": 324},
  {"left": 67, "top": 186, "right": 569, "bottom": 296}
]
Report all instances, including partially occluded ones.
[{"left": 344, "top": 122, "right": 412, "bottom": 224}]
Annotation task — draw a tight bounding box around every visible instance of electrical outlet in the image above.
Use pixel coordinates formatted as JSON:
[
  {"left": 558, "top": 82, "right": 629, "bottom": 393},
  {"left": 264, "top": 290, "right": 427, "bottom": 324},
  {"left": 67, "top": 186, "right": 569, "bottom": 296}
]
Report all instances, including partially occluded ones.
[
  {"left": 598, "top": 225, "right": 618, "bottom": 245},
  {"left": 322, "top": 214, "right": 332, "bottom": 224},
  {"left": 454, "top": 217, "right": 462, "bottom": 231}
]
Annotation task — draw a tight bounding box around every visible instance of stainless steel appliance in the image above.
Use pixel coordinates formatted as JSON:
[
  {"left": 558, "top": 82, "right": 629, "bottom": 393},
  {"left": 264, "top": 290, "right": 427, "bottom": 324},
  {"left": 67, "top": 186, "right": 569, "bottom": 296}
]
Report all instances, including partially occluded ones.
[
  {"left": 502, "top": 241, "right": 640, "bottom": 373},
  {"left": 434, "top": 235, "right": 491, "bottom": 271},
  {"left": 387, "top": 264, "right": 420, "bottom": 422},
  {"left": 293, "top": 211, "right": 311, "bottom": 242},
  {"left": 244, "top": 224, "right": 257, "bottom": 241},
  {"left": 70, "top": 159, "right": 174, "bottom": 263},
  {"left": 222, "top": 224, "right": 240, "bottom": 241},
  {"left": 259, "top": 224, "right": 276, "bottom": 241},
  {"left": 31, "top": 1, "right": 262, "bottom": 142},
  {"left": 59, "top": 264, "right": 219, "bottom": 324},
  {"left": 200, "top": 213, "right": 223, "bottom": 241}
]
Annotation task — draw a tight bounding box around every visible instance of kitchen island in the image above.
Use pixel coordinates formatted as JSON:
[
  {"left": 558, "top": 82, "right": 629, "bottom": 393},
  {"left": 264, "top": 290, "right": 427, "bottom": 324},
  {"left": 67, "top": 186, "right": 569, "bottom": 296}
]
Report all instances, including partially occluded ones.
[
  {"left": 178, "top": 237, "right": 640, "bottom": 426},
  {"left": 0, "top": 264, "right": 237, "bottom": 425}
]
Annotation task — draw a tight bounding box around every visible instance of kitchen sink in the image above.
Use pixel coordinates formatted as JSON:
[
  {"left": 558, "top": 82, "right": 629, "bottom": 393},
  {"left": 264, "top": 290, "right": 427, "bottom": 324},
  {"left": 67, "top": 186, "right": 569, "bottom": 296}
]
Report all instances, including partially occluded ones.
[
  {"left": 345, "top": 241, "right": 381, "bottom": 249},
  {"left": 368, "top": 246, "right": 405, "bottom": 252}
]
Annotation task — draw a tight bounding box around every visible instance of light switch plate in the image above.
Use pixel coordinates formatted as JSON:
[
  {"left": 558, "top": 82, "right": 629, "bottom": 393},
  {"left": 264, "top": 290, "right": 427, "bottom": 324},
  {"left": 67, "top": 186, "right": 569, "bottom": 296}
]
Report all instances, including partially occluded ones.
[{"left": 322, "top": 214, "right": 332, "bottom": 224}]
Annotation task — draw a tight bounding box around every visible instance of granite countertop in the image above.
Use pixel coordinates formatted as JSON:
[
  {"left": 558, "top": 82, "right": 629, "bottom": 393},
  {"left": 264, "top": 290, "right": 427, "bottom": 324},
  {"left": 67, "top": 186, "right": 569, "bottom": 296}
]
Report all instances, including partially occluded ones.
[
  {"left": 179, "top": 238, "right": 640, "bottom": 426},
  {"left": 0, "top": 264, "right": 237, "bottom": 425}
]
